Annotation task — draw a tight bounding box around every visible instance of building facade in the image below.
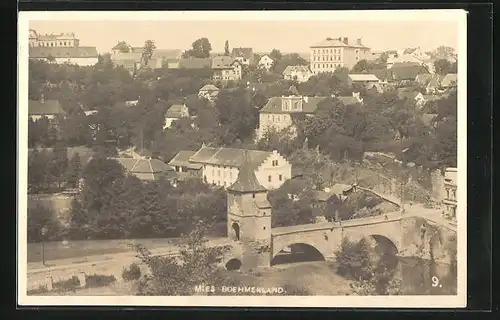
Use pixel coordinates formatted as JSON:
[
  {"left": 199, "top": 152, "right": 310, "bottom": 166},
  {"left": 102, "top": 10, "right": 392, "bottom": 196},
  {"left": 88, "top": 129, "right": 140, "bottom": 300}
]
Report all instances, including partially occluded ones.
[
  {"left": 258, "top": 55, "right": 274, "bottom": 70},
  {"left": 258, "top": 88, "right": 327, "bottom": 139},
  {"left": 212, "top": 56, "right": 242, "bottom": 83},
  {"left": 442, "top": 167, "right": 457, "bottom": 220},
  {"left": 29, "top": 29, "right": 98, "bottom": 66},
  {"left": 163, "top": 104, "right": 189, "bottom": 129},
  {"left": 181, "top": 146, "right": 292, "bottom": 190},
  {"left": 29, "top": 30, "right": 80, "bottom": 48},
  {"left": 310, "top": 37, "right": 371, "bottom": 74},
  {"left": 282, "top": 65, "right": 313, "bottom": 83}
]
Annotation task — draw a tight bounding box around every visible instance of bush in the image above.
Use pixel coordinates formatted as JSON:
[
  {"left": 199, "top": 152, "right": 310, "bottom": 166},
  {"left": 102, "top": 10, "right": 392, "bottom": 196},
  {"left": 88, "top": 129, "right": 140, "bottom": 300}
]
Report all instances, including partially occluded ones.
[
  {"left": 85, "top": 274, "right": 116, "bottom": 288},
  {"left": 122, "top": 263, "right": 142, "bottom": 282},
  {"left": 334, "top": 237, "right": 373, "bottom": 281},
  {"left": 53, "top": 275, "right": 80, "bottom": 291}
]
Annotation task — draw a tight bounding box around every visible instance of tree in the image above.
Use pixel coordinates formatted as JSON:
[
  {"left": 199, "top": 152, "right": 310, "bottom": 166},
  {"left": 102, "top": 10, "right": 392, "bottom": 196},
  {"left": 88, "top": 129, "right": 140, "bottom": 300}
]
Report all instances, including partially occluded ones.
[
  {"left": 142, "top": 40, "right": 157, "bottom": 67},
  {"left": 27, "top": 204, "right": 60, "bottom": 242},
  {"left": 48, "top": 142, "right": 69, "bottom": 189},
  {"left": 183, "top": 38, "right": 212, "bottom": 59},
  {"left": 351, "top": 59, "right": 371, "bottom": 73},
  {"left": 134, "top": 221, "right": 231, "bottom": 295},
  {"left": 28, "top": 148, "right": 52, "bottom": 194},
  {"left": 80, "top": 156, "right": 126, "bottom": 220},
  {"left": 268, "top": 178, "right": 315, "bottom": 228},
  {"left": 224, "top": 40, "right": 230, "bottom": 55},
  {"left": 433, "top": 58, "right": 457, "bottom": 76},
  {"left": 214, "top": 88, "right": 259, "bottom": 145},
  {"left": 272, "top": 53, "right": 308, "bottom": 75},
  {"left": 66, "top": 152, "right": 82, "bottom": 188},
  {"left": 269, "top": 49, "right": 282, "bottom": 62}
]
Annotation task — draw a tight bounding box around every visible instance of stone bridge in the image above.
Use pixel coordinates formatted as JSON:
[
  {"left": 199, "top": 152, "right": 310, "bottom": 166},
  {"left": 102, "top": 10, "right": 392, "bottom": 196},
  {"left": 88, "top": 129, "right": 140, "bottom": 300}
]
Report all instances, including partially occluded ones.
[{"left": 270, "top": 211, "right": 403, "bottom": 262}]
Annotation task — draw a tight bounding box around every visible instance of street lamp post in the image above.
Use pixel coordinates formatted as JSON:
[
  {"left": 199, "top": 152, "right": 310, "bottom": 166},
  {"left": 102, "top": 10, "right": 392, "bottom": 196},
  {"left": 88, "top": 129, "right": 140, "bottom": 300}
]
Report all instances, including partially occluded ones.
[{"left": 41, "top": 226, "right": 48, "bottom": 266}]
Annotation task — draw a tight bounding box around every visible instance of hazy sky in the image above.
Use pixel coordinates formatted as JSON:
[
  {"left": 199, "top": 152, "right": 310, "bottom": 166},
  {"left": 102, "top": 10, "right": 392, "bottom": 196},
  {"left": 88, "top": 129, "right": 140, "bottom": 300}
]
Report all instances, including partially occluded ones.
[{"left": 29, "top": 19, "right": 459, "bottom": 55}]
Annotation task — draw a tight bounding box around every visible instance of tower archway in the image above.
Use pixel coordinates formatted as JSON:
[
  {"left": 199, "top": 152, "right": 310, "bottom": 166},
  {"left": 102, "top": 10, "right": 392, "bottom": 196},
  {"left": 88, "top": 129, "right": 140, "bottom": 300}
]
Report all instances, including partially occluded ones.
[{"left": 231, "top": 222, "right": 240, "bottom": 241}]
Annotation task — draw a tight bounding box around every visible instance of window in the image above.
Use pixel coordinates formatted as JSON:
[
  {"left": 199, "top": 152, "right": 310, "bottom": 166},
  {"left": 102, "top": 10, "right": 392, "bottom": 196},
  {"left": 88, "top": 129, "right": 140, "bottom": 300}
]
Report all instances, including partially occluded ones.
[
  {"left": 268, "top": 175, "right": 272, "bottom": 182},
  {"left": 230, "top": 172, "right": 232, "bottom": 179},
  {"left": 252, "top": 193, "right": 255, "bottom": 198},
  {"left": 279, "top": 174, "right": 283, "bottom": 181},
  {"left": 263, "top": 227, "right": 266, "bottom": 230},
  {"left": 175, "top": 166, "right": 180, "bottom": 172},
  {"left": 218, "top": 170, "right": 221, "bottom": 177}
]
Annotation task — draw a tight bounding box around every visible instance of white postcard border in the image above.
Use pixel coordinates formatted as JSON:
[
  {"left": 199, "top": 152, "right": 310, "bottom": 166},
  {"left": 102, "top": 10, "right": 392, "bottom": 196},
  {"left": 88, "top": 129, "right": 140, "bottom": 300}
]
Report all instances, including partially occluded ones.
[{"left": 17, "top": 9, "right": 468, "bottom": 308}]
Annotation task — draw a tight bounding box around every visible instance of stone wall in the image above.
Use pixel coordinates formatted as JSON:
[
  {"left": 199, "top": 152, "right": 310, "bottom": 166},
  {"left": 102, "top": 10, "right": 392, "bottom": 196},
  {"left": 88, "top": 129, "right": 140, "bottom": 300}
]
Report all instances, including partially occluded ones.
[{"left": 400, "top": 217, "right": 456, "bottom": 265}]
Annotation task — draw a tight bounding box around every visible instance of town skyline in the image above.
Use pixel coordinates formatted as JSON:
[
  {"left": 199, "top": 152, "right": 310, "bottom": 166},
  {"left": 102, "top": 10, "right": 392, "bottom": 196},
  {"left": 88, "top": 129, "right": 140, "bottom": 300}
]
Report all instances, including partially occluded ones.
[{"left": 29, "top": 19, "right": 459, "bottom": 55}]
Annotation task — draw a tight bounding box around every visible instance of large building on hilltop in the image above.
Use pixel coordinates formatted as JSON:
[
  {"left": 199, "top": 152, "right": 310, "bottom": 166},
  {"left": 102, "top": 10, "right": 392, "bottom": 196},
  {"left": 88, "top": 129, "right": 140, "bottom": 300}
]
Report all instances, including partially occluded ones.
[
  {"left": 28, "top": 29, "right": 98, "bottom": 66},
  {"left": 310, "top": 37, "right": 371, "bottom": 73},
  {"left": 169, "top": 146, "right": 292, "bottom": 190}
]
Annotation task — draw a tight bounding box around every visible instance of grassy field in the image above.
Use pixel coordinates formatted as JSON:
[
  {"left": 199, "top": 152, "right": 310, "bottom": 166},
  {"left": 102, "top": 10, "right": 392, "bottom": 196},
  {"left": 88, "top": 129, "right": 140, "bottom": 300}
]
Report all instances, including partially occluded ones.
[
  {"left": 31, "top": 261, "right": 352, "bottom": 296},
  {"left": 27, "top": 238, "right": 186, "bottom": 263}
]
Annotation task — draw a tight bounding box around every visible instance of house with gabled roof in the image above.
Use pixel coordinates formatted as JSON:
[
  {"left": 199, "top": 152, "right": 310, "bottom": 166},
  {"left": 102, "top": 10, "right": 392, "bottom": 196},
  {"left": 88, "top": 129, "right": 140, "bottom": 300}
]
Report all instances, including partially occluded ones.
[
  {"left": 258, "top": 86, "right": 327, "bottom": 139},
  {"left": 389, "top": 62, "right": 430, "bottom": 82},
  {"left": 231, "top": 47, "right": 254, "bottom": 65},
  {"left": 440, "top": 73, "right": 458, "bottom": 88},
  {"left": 164, "top": 104, "right": 190, "bottom": 129},
  {"left": 212, "top": 56, "right": 242, "bottom": 83},
  {"left": 115, "top": 158, "right": 173, "bottom": 181},
  {"left": 29, "top": 95, "right": 66, "bottom": 122},
  {"left": 198, "top": 84, "right": 220, "bottom": 102},
  {"left": 335, "top": 92, "right": 364, "bottom": 106},
  {"left": 397, "top": 88, "right": 425, "bottom": 107},
  {"left": 347, "top": 74, "right": 380, "bottom": 86},
  {"left": 29, "top": 46, "right": 99, "bottom": 67},
  {"left": 167, "top": 150, "right": 203, "bottom": 181},
  {"left": 258, "top": 55, "right": 274, "bottom": 71},
  {"left": 282, "top": 65, "right": 313, "bottom": 83},
  {"left": 177, "top": 146, "right": 292, "bottom": 190}
]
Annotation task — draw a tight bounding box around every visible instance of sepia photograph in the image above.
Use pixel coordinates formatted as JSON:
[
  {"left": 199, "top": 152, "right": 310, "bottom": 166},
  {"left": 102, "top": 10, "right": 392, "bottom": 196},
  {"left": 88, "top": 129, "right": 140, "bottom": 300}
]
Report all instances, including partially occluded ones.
[{"left": 18, "top": 10, "right": 466, "bottom": 308}]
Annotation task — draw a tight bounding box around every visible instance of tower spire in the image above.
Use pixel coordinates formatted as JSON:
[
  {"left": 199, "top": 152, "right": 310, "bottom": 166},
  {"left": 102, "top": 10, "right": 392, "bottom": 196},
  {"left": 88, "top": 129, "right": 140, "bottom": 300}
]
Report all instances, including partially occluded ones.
[{"left": 227, "top": 149, "right": 267, "bottom": 193}]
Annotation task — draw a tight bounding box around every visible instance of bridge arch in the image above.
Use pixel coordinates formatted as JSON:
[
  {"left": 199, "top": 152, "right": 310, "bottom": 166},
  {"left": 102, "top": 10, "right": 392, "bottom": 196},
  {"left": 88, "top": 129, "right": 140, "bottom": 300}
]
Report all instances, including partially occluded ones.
[
  {"left": 271, "top": 242, "right": 327, "bottom": 266},
  {"left": 369, "top": 234, "right": 399, "bottom": 255},
  {"left": 225, "top": 258, "right": 242, "bottom": 270}
]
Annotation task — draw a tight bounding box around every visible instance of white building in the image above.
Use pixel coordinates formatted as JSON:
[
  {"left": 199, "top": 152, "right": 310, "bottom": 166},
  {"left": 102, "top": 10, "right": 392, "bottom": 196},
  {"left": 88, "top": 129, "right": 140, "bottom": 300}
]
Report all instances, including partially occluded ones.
[
  {"left": 258, "top": 55, "right": 274, "bottom": 70},
  {"left": 185, "top": 146, "right": 292, "bottom": 190},
  {"left": 164, "top": 104, "right": 189, "bottom": 129},
  {"left": 28, "top": 30, "right": 99, "bottom": 67},
  {"left": 442, "top": 167, "right": 457, "bottom": 220},
  {"left": 282, "top": 65, "right": 313, "bottom": 83}
]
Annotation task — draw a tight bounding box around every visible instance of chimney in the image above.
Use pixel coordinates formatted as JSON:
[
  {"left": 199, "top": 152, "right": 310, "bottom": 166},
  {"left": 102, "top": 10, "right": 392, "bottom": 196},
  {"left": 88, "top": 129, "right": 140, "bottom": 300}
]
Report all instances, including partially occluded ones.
[
  {"left": 343, "top": 37, "right": 348, "bottom": 45},
  {"left": 40, "top": 93, "right": 44, "bottom": 103},
  {"left": 352, "top": 92, "right": 360, "bottom": 100}
]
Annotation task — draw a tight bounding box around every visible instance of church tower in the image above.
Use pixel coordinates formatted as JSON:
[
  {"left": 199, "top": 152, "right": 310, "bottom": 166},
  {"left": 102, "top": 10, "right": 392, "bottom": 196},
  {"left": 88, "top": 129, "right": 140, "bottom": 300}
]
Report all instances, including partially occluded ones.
[{"left": 227, "top": 149, "right": 272, "bottom": 270}]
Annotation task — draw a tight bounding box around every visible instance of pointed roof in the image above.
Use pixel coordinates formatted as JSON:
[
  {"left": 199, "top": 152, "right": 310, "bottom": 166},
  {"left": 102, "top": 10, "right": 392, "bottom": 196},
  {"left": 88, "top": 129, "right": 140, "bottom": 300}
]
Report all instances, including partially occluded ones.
[
  {"left": 288, "top": 85, "right": 300, "bottom": 96},
  {"left": 227, "top": 150, "right": 267, "bottom": 193}
]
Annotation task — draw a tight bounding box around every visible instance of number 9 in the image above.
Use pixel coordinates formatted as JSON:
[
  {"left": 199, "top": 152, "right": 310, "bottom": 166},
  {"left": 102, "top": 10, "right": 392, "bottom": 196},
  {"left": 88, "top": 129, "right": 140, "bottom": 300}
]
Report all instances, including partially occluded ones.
[{"left": 431, "top": 276, "right": 439, "bottom": 287}]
